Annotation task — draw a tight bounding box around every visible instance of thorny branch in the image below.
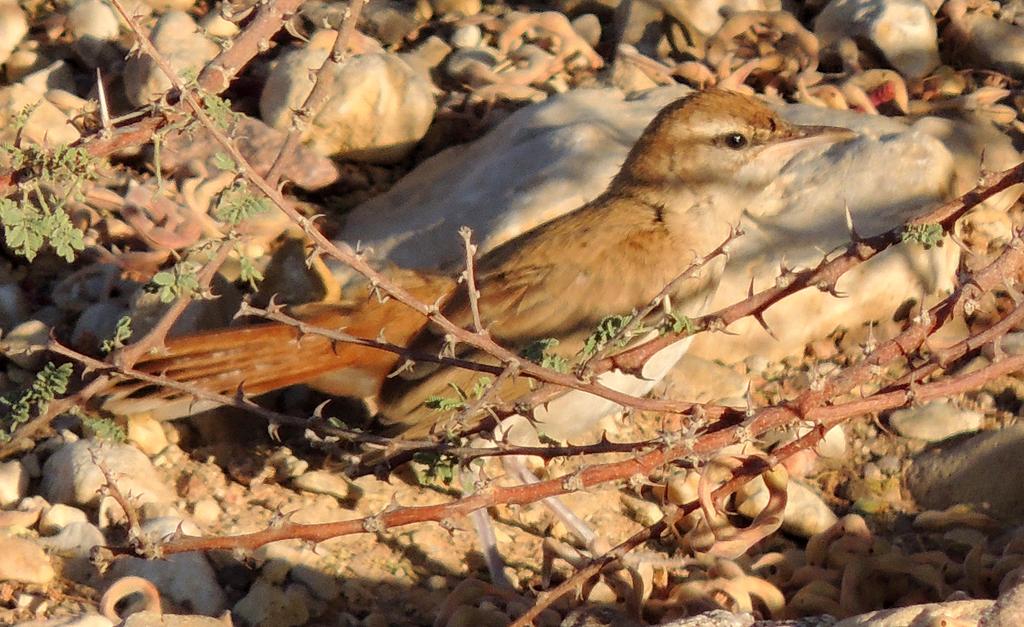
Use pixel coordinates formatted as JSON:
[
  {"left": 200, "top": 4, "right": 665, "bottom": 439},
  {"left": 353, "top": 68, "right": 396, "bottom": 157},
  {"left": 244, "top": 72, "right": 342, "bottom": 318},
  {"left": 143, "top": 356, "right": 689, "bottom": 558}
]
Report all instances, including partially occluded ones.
[
  {"left": 107, "top": 226, "right": 1024, "bottom": 566},
  {"left": 6, "top": 0, "right": 1024, "bottom": 618}
]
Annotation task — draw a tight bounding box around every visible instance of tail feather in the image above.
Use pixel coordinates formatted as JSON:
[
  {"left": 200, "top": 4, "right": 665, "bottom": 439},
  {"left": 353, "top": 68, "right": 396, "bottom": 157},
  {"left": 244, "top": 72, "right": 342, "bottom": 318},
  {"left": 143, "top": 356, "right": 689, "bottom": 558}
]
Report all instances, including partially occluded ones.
[{"left": 100, "top": 272, "right": 455, "bottom": 420}]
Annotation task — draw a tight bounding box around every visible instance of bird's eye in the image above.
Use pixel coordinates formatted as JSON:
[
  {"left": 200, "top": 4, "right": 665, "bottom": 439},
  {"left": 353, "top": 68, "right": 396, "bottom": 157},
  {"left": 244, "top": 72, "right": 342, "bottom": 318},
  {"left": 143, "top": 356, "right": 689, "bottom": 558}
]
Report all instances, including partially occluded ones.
[{"left": 721, "top": 132, "right": 748, "bottom": 150}]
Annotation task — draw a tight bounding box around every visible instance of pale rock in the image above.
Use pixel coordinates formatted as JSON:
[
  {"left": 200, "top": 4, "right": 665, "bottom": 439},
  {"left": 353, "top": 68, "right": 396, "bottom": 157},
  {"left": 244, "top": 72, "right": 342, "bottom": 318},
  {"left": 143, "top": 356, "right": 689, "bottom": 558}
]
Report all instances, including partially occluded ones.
[
  {"left": 571, "top": 13, "right": 602, "bottom": 48},
  {"left": 66, "top": 0, "right": 120, "bottom": 69},
  {"left": 815, "top": 0, "right": 940, "bottom": 79},
  {"left": 0, "top": 319, "right": 50, "bottom": 370},
  {"left": 39, "top": 503, "right": 89, "bottom": 535},
  {"left": 0, "top": 506, "right": 41, "bottom": 530},
  {"left": 620, "top": 493, "right": 663, "bottom": 527},
  {"left": 233, "top": 579, "right": 314, "bottom": 627},
  {"left": 123, "top": 11, "right": 219, "bottom": 106},
  {"left": 4, "top": 42, "right": 48, "bottom": 83},
  {"left": 190, "top": 497, "right": 221, "bottom": 526},
  {"left": 431, "top": 0, "right": 481, "bottom": 17},
  {"left": 943, "top": 3, "right": 1024, "bottom": 79},
  {"left": 889, "top": 400, "right": 982, "bottom": 442},
  {"left": 290, "top": 470, "right": 351, "bottom": 501},
  {"left": 451, "top": 24, "right": 482, "bottom": 49},
  {"left": 0, "top": 0, "right": 27, "bottom": 65},
  {"left": 17, "top": 613, "right": 114, "bottom": 627},
  {"left": 125, "top": 414, "right": 170, "bottom": 456},
  {"left": 404, "top": 35, "right": 453, "bottom": 75},
  {"left": 658, "top": 354, "right": 749, "bottom": 405},
  {"left": 0, "top": 535, "right": 55, "bottom": 584},
  {"left": 21, "top": 60, "right": 77, "bottom": 95},
  {"left": 199, "top": 11, "right": 239, "bottom": 39},
  {"left": 445, "top": 605, "right": 512, "bottom": 627},
  {"left": 260, "top": 36, "right": 436, "bottom": 163},
  {"left": 0, "top": 83, "right": 81, "bottom": 148},
  {"left": 255, "top": 540, "right": 341, "bottom": 600},
  {"left": 735, "top": 477, "right": 837, "bottom": 538},
  {"left": 615, "top": 0, "right": 778, "bottom": 55},
  {"left": 333, "top": 86, "right": 1009, "bottom": 369},
  {"left": 37, "top": 521, "right": 105, "bottom": 556},
  {"left": 907, "top": 423, "right": 1024, "bottom": 519},
  {"left": 40, "top": 440, "right": 176, "bottom": 509},
  {"left": 660, "top": 610, "right": 755, "bottom": 626},
  {"left": 108, "top": 517, "right": 228, "bottom": 615},
  {"left": 816, "top": 424, "right": 847, "bottom": 459},
  {"left": 0, "top": 460, "right": 27, "bottom": 506},
  {"left": 136, "top": 0, "right": 194, "bottom": 14},
  {"left": 833, "top": 599, "right": 993, "bottom": 626},
  {"left": 122, "top": 611, "right": 228, "bottom": 626},
  {"left": 71, "top": 302, "right": 127, "bottom": 354}
]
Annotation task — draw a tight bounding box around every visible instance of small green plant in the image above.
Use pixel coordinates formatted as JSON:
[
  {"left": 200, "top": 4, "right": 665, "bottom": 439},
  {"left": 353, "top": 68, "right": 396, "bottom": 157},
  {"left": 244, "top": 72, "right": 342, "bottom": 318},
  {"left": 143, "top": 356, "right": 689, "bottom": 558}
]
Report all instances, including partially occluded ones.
[
  {"left": 520, "top": 338, "right": 569, "bottom": 373},
  {"left": 0, "top": 135, "right": 98, "bottom": 262},
  {"left": 238, "top": 254, "right": 264, "bottom": 290},
  {"left": 412, "top": 450, "right": 458, "bottom": 485},
  {"left": 81, "top": 414, "right": 127, "bottom": 442},
  {"left": 580, "top": 314, "right": 635, "bottom": 359},
  {"left": 901, "top": 223, "right": 944, "bottom": 249},
  {"left": 101, "top": 316, "right": 134, "bottom": 354},
  {"left": 214, "top": 181, "right": 271, "bottom": 225},
  {"left": 424, "top": 377, "right": 492, "bottom": 413},
  {"left": 146, "top": 261, "right": 202, "bottom": 303},
  {"left": 663, "top": 311, "right": 696, "bottom": 335},
  {"left": 0, "top": 362, "right": 73, "bottom": 441}
]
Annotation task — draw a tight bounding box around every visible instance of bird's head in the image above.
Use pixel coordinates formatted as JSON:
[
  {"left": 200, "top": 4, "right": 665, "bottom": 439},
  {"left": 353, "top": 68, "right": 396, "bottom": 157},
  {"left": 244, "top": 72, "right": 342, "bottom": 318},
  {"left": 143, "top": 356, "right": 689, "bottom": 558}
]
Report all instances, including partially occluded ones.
[{"left": 618, "top": 89, "right": 855, "bottom": 197}]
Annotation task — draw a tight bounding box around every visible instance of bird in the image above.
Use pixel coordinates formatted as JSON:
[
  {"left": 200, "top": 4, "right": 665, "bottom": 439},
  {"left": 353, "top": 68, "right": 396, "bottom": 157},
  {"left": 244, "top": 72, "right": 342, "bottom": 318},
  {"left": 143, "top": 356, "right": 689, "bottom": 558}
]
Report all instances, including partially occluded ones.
[{"left": 101, "top": 89, "right": 855, "bottom": 446}]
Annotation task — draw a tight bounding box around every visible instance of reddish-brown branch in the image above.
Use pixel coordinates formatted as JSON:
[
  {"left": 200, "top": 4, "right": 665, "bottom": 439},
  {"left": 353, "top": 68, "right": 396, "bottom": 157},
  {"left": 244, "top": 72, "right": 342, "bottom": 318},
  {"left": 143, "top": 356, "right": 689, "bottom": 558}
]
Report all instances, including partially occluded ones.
[{"left": 263, "top": 0, "right": 367, "bottom": 188}]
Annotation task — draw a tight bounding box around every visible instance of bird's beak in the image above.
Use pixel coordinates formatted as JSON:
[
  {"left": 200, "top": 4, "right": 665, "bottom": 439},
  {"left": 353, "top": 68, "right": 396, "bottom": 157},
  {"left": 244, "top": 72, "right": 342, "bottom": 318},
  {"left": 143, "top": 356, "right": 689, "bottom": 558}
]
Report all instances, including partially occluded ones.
[{"left": 760, "top": 124, "right": 857, "bottom": 162}]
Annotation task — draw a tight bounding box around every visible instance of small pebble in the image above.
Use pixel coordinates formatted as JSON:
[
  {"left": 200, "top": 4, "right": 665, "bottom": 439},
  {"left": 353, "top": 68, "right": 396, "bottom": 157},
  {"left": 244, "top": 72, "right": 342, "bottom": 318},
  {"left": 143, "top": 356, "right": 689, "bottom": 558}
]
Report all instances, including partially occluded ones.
[
  {"left": 0, "top": 536, "right": 55, "bottom": 584},
  {"left": 39, "top": 503, "right": 89, "bottom": 535},
  {"left": 450, "top": 24, "right": 482, "bottom": 49},
  {"left": 0, "top": 460, "right": 27, "bottom": 507},
  {"left": 890, "top": 401, "right": 982, "bottom": 442}
]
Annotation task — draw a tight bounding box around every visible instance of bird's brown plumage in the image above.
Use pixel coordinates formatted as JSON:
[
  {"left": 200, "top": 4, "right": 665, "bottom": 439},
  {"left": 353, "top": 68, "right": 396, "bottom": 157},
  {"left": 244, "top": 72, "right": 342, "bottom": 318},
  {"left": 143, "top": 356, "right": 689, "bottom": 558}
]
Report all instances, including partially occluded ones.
[{"left": 100, "top": 89, "right": 854, "bottom": 436}]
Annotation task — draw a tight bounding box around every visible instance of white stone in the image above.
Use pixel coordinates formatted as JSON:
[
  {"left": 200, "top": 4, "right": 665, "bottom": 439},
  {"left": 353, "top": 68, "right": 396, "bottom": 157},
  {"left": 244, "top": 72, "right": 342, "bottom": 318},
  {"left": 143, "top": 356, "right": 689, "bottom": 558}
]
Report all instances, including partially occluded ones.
[
  {"left": 0, "top": 0, "right": 28, "bottom": 65},
  {"left": 0, "top": 460, "right": 27, "bottom": 507},
  {"left": 260, "top": 36, "right": 436, "bottom": 163},
  {"left": 450, "top": 24, "right": 482, "bottom": 49},
  {"left": 0, "top": 535, "right": 55, "bottom": 584},
  {"left": 17, "top": 613, "right": 114, "bottom": 626},
  {"left": 40, "top": 440, "right": 176, "bottom": 509},
  {"left": 1, "top": 319, "right": 52, "bottom": 370},
  {"left": 815, "top": 0, "right": 940, "bottom": 79},
  {"left": 291, "top": 470, "right": 351, "bottom": 500},
  {"left": 256, "top": 540, "right": 341, "bottom": 601},
  {"left": 125, "top": 414, "right": 170, "bottom": 456},
  {"left": 123, "top": 11, "right": 219, "bottom": 106},
  {"left": 233, "top": 579, "right": 314, "bottom": 627},
  {"left": 39, "top": 503, "right": 89, "bottom": 535},
  {"left": 37, "top": 521, "right": 105, "bottom": 556},
  {"left": 107, "top": 517, "right": 228, "bottom": 616},
  {"left": 735, "top": 477, "right": 837, "bottom": 538},
  {"left": 66, "top": 0, "right": 120, "bottom": 68},
  {"left": 890, "top": 400, "right": 983, "bottom": 442},
  {"left": 943, "top": 3, "right": 1024, "bottom": 79}
]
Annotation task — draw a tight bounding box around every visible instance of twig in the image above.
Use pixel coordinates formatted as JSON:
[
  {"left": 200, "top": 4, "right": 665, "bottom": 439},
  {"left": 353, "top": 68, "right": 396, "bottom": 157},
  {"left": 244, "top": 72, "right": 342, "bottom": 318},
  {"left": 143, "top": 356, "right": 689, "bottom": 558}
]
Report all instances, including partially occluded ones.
[
  {"left": 263, "top": 0, "right": 367, "bottom": 188},
  {"left": 112, "top": 239, "right": 234, "bottom": 370},
  {"left": 459, "top": 226, "right": 487, "bottom": 335}
]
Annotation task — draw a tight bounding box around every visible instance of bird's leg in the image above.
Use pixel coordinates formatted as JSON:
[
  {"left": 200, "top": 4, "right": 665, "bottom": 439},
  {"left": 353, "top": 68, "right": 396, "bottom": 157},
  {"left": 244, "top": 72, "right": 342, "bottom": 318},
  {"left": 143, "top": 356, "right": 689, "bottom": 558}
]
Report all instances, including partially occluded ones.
[
  {"left": 461, "top": 464, "right": 512, "bottom": 588},
  {"left": 503, "top": 455, "right": 610, "bottom": 555}
]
